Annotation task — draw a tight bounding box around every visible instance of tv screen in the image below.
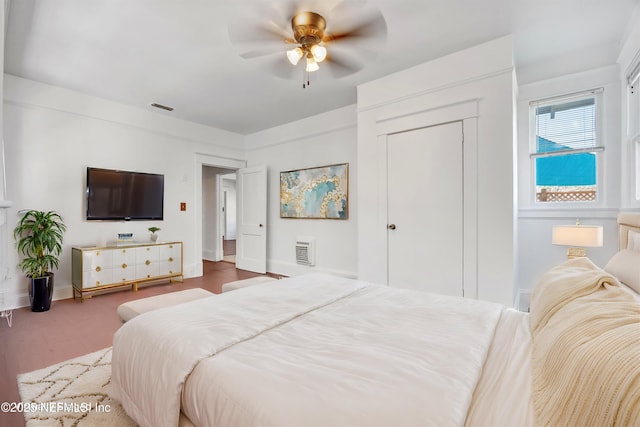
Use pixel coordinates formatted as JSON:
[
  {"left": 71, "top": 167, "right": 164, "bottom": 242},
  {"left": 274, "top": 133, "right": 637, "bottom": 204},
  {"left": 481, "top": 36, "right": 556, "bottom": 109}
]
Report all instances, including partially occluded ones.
[{"left": 86, "top": 167, "right": 164, "bottom": 221}]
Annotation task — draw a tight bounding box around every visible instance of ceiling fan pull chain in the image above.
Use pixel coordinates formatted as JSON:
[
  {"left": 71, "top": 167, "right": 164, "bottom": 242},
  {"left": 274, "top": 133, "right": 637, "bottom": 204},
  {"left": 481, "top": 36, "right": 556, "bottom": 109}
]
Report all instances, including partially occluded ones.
[{"left": 302, "top": 66, "right": 306, "bottom": 88}]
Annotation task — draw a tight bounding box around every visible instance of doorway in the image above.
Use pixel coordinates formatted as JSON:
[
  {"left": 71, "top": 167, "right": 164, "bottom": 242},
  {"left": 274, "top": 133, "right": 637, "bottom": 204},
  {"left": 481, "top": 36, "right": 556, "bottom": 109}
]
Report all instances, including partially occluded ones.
[
  {"left": 196, "top": 154, "right": 267, "bottom": 276},
  {"left": 201, "top": 166, "right": 237, "bottom": 264}
]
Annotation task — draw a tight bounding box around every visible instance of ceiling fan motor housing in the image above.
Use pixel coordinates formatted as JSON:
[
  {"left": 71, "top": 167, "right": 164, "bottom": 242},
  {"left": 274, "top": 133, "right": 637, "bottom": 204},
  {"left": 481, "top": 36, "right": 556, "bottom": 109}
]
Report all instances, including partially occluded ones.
[{"left": 292, "top": 12, "right": 326, "bottom": 47}]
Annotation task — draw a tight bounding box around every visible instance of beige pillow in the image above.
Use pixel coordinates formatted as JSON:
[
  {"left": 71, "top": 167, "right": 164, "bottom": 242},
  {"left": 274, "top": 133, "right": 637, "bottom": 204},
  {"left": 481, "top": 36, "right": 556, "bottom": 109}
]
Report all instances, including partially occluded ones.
[
  {"left": 627, "top": 229, "right": 640, "bottom": 251},
  {"left": 604, "top": 249, "right": 640, "bottom": 294}
]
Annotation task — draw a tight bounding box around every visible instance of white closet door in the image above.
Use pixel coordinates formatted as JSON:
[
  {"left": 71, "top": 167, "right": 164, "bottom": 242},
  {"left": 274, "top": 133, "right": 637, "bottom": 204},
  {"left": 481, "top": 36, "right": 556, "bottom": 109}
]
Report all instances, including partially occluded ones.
[{"left": 387, "top": 121, "right": 463, "bottom": 296}]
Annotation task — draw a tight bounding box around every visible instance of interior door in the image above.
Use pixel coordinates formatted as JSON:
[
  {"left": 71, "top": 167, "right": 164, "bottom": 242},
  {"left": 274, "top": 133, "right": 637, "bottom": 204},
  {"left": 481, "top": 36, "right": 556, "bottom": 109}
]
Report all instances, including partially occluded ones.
[
  {"left": 236, "top": 165, "right": 267, "bottom": 273},
  {"left": 387, "top": 121, "right": 463, "bottom": 296}
]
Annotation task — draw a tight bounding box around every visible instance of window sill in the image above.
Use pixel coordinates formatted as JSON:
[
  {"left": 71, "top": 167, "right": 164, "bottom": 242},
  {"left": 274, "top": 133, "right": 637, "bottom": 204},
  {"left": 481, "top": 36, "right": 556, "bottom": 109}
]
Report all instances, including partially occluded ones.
[{"left": 518, "top": 207, "right": 618, "bottom": 219}]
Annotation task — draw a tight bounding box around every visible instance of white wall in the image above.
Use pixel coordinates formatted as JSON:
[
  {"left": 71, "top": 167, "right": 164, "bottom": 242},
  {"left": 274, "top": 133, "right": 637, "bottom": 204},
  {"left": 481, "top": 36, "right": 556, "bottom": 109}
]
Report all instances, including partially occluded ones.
[
  {"left": 357, "top": 36, "right": 517, "bottom": 306},
  {"left": 0, "top": 4, "right": 11, "bottom": 314},
  {"left": 3, "top": 75, "right": 245, "bottom": 308},
  {"left": 516, "top": 65, "right": 622, "bottom": 294},
  {"left": 244, "top": 105, "right": 357, "bottom": 278}
]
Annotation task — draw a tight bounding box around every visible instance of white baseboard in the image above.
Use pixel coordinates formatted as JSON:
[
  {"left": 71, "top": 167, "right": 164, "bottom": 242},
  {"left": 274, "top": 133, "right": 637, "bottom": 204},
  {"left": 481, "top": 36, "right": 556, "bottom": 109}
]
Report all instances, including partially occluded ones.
[
  {"left": 266, "top": 260, "right": 357, "bottom": 279},
  {"left": 516, "top": 290, "right": 531, "bottom": 312},
  {"left": 202, "top": 249, "right": 217, "bottom": 262},
  {"left": 184, "top": 262, "right": 202, "bottom": 279},
  {"left": 10, "top": 283, "right": 73, "bottom": 310}
]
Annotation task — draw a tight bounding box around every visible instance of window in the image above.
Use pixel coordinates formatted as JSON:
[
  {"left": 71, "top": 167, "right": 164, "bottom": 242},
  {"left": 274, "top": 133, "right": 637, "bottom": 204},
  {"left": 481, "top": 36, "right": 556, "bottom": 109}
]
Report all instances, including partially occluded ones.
[
  {"left": 628, "top": 63, "right": 640, "bottom": 200},
  {"left": 530, "top": 89, "right": 603, "bottom": 203}
]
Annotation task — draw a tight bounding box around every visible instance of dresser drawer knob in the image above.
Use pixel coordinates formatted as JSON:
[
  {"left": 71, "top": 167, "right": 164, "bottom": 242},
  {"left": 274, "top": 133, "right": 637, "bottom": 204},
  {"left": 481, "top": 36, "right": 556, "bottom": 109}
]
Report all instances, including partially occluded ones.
[
  {"left": 169, "top": 257, "right": 174, "bottom": 262},
  {"left": 145, "top": 260, "right": 151, "bottom": 266},
  {"left": 96, "top": 266, "right": 101, "bottom": 272},
  {"left": 122, "top": 263, "right": 127, "bottom": 269}
]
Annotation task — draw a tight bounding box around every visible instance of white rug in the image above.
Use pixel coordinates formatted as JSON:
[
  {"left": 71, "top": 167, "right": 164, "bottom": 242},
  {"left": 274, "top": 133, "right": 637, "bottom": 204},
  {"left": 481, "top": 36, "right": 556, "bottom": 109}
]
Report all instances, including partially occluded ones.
[{"left": 17, "top": 347, "right": 136, "bottom": 426}]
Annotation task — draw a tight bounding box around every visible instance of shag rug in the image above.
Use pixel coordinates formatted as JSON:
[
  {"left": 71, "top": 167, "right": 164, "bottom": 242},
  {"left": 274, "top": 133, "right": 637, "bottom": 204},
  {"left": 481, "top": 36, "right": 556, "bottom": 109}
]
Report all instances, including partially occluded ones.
[{"left": 17, "top": 347, "right": 136, "bottom": 426}]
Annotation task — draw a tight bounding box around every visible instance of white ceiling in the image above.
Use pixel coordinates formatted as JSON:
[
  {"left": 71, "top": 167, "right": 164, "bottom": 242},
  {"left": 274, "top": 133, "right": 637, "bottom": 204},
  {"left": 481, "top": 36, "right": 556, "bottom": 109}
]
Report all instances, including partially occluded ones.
[{"left": 5, "top": 0, "right": 640, "bottom": 135}]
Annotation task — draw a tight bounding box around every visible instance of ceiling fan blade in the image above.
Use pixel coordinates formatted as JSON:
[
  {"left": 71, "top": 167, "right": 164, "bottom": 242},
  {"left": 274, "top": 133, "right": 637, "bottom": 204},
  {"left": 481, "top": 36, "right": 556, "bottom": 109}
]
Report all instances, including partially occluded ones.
[
  {"left": 280, "top": 0, "right": 301, "bottom": 24},
  {"left": 323, "top": 9, "right": 387, "bottom": 44},
  {"left": 324, "top": 49, "right": 363, "bottom": 78},
  {"left": 239, "top": 46, "right": 285, "bottom": 59},
  {"left": 262, "top": 55, "right": 300, "bottom": 80},
  {"left": 237, "top": 0, "right": 299, "bottom": 39},
  {"left": 229, "top": 21, "right": 291, "bottom": 45}
]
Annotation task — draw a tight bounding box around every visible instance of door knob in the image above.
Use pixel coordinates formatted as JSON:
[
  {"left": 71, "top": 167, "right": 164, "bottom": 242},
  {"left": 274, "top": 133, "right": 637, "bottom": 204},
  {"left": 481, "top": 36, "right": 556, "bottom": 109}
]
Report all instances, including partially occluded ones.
[{"left": 387, "top": 224, "right": 396, "bottom": 230}]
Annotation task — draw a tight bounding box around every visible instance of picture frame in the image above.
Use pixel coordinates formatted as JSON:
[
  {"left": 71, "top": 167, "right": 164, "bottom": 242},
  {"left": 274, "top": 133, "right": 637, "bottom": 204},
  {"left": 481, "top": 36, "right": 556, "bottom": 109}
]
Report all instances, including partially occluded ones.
[{"left": 280, "top": 163, "right": 349, "bottom": 219}]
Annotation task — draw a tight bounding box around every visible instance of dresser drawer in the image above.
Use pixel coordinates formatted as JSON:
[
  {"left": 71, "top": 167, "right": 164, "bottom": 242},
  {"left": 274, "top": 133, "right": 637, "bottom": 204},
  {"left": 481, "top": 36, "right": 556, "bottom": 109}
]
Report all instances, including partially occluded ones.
[
  {"left": 82, "top": 268, "right": 113, "bottom": 289},
  {"left": 82, "top": 250, "right": 113, "bottom": 271},
  {"left": 136, "top": 262, "right": 160, "bottom": 280},
  {"left": 136, "top": 246, "right": 160, "bottom": 265},
  {"left": 112, "top": 247, "right": 137, "bottom": 268}
]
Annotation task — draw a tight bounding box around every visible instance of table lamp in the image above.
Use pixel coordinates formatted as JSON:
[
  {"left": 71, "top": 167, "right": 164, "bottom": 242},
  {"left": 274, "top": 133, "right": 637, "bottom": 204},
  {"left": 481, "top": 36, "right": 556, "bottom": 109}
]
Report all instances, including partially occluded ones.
[{"left": 552, "top": 219, "right": 603, "bottom": 259}]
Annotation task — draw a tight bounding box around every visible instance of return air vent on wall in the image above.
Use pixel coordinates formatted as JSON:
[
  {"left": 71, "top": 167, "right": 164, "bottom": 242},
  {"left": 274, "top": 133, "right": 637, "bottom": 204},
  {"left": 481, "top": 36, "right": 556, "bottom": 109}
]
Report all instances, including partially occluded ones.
[{"left": 295, "top": 237, "right": 316, "bottom": 266}]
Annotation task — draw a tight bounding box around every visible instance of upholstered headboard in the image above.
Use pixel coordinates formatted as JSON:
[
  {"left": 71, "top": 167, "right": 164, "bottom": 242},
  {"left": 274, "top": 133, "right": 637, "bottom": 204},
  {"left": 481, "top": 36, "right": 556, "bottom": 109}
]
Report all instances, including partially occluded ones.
[{"left": 617, "top": 212, "right": 640, "bottom": 250}]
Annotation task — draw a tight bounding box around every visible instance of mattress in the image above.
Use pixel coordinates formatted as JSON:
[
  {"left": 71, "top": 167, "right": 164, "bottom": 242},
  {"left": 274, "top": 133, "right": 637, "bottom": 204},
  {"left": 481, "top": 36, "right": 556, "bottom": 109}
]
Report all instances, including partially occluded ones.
[{"left": 112, "top": 273, "right": 532, "bottom": 427}]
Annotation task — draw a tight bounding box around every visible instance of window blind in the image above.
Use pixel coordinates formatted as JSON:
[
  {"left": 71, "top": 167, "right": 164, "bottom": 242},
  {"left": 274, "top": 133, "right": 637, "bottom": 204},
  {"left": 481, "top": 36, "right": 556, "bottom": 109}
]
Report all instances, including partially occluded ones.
[{"left": 530, "top": 88, "right": 604, "bottom": 159}]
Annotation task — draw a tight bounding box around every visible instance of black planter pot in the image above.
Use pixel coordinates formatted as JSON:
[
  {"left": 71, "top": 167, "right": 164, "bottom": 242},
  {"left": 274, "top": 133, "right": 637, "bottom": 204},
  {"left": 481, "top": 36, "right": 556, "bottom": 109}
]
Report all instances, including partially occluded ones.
[{"left": 29, "top": 272, "right": 54, "bottom": 312}]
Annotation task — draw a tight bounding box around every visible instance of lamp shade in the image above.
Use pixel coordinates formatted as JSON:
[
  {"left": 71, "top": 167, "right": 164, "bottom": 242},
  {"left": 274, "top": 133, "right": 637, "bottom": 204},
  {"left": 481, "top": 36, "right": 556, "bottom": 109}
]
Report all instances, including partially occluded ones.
[
  {"left": 311, "top": 45, "right": 327, "bottom": 62},
  {"left": 305, "top": 56, "right": 319, "bottom": 72},
  {"left": 552, "top": 225, "right": 603, "bottom": 247},
  {"left": 287, "top": 48, "right": 304, "bottom": 65}
]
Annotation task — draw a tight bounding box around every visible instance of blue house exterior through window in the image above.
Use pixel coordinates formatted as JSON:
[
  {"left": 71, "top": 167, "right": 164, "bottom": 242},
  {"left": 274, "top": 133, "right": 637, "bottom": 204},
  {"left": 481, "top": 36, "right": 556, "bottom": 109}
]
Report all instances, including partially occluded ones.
[
  {"left": 532, "top": 91, "right": 601, "bottom": 203},
  {"left": 535, "top": 137, "right": 596, "bottom": 186}
]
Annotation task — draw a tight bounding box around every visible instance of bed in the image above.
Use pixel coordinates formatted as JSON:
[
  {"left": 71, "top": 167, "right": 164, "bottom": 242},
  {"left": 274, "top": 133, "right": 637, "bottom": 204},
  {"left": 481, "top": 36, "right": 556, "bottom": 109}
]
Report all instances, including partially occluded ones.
[{"left": 111, "top": 213, "right": 640, "bottom": 427}]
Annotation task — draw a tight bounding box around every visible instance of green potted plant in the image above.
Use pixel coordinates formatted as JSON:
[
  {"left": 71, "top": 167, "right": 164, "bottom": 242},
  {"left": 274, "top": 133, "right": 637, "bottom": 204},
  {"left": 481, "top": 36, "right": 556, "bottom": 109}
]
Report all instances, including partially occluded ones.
[
  {"left": 148, "top": 226, "right": 160, "bottom": 242},
  {"left": 13, "top": 210, "right": 66, "bottom": 312}
]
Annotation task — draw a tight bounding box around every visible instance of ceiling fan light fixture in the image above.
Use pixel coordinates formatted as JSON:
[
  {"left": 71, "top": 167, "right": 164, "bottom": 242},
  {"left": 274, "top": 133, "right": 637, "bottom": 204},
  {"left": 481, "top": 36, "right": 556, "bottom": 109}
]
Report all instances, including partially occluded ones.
[
  {"left": 305, "top": 56, "right": 319, "bottom": 72},
  {"left": 287, "top": 47, "right": 304, "bottom": 65},
  {"left": 311, "top": 45, "right": 327, "bottom": 63}
]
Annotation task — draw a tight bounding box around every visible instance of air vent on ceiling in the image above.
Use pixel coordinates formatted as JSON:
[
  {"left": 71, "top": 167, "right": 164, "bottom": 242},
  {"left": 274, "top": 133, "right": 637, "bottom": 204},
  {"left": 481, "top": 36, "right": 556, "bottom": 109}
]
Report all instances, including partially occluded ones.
[
  {"left": 295, "top": 237, "right": 316, "bottom": 266},
  {"left": 150, "top": 103, "right": 174, "bottom": 112}
]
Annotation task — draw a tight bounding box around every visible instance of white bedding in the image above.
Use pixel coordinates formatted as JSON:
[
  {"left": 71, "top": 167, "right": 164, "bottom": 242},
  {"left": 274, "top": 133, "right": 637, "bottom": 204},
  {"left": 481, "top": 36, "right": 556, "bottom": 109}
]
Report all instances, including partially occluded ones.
[{"left": 112, "top": 273, "right": 530, "bottom": 427}]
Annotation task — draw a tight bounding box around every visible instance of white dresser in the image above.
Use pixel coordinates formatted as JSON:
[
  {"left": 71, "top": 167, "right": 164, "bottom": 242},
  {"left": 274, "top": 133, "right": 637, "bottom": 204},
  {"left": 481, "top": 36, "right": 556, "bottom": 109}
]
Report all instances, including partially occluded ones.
[{"left": 71, "top": 242, "right": 183, "bottom": 301}]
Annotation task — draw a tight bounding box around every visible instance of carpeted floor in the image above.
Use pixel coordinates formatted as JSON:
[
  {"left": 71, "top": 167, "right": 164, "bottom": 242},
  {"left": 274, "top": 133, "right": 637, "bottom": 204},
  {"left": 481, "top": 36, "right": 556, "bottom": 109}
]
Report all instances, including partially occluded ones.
[{"left": 17, "top": 347, "right": 135, "bottom": 426}]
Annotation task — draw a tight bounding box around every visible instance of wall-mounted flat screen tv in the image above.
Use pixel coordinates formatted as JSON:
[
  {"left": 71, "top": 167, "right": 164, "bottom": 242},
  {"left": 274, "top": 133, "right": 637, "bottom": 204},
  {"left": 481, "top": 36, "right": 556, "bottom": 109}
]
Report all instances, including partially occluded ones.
[{"left": 86, "top": 167, "right": 164, "bottom": 221}]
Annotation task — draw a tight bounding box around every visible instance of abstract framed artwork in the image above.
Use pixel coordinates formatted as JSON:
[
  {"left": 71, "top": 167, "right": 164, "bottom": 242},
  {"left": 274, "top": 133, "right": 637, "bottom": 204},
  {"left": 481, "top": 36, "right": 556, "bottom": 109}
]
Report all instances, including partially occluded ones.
[{"left": 280, "top": 163, "right": 348, "bottom": 219}]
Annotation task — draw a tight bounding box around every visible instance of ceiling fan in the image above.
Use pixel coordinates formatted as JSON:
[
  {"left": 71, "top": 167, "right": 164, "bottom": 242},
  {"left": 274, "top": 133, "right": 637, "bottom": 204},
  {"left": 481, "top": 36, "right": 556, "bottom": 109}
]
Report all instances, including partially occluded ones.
[{"left": 228, "top": 1, "right": 387, "bottom": 87}]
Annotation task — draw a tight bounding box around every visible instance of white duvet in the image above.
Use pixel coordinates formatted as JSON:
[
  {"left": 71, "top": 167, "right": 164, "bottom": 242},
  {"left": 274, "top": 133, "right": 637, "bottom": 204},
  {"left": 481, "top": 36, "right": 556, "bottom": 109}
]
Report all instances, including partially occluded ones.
[{"left": 112, "top": 274, "right": 512, "bottom": 427}]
